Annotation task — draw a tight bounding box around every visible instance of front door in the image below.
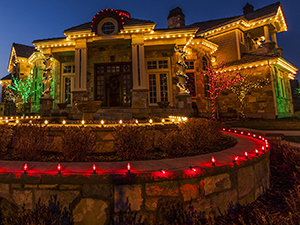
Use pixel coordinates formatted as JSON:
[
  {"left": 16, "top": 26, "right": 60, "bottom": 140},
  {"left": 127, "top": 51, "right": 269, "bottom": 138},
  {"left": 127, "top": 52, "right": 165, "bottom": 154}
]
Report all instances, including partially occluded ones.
[{"left": 94, "top": 63, "right": 132, "bottom": 107}]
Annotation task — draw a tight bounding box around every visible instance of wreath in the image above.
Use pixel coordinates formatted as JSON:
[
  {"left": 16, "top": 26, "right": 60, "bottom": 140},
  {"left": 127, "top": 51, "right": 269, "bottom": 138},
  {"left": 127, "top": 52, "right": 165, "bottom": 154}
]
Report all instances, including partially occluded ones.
[{"left": 109, "top": 77, "right": 119, "bottom": 90}]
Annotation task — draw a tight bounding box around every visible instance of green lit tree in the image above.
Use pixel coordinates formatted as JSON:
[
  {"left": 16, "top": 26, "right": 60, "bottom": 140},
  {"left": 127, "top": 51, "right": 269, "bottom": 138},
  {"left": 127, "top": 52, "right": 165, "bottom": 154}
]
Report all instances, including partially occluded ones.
[
  {"left": 7, "top": 74, "right": 39, "bottom": 116},
  {"left": 229, "top": 69, "right": 270, "bottom": 118}
]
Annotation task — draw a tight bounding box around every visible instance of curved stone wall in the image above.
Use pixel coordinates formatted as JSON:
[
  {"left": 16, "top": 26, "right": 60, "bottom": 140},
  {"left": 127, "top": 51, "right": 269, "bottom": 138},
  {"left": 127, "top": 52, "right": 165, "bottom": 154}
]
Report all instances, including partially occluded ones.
[{"left": 0, "top": 132, "right": 269, "bottom": 225}]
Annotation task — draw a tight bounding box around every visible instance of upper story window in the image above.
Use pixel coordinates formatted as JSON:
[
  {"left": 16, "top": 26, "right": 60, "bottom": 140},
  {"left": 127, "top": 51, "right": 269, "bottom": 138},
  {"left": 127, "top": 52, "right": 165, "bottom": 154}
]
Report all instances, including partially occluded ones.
[
  {"left": 63, "top": 65, "right": 75, "bottom": 74},
  {"left": 97, "top": 17, "right": 118, "bottom": 36},
  {"left": 147, "top": 60, "right": 169, "bottom": 70},
  {"left": 102, "top": 22, "right": 115, "bottom": 34},
  {"left": 147, "top": 61, "right": 157, "bottom": 69},
  {"left": 158, "top": 60, "right": 168, "bottom": 69},
  {"left": 186, "top": 61, "right": 194, "bottom": 70}
]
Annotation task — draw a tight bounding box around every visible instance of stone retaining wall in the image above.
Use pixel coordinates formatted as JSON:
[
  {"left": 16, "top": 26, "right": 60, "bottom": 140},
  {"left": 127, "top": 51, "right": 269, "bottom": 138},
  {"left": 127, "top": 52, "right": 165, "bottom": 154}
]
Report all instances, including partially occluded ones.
[{"left": 0, "top": 152, "right": 269, "bottom": 225}]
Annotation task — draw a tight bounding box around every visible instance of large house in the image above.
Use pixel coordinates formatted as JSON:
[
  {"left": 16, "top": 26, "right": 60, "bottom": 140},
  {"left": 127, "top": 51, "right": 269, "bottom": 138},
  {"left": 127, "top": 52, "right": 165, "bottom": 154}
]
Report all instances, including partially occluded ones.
[{"left": 1, "top": 2, "right": 297, "bottom": 119}]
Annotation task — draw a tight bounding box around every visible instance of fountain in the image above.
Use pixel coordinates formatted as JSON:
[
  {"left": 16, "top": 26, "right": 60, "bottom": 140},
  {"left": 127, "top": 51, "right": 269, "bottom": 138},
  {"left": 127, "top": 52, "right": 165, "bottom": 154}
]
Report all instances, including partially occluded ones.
[{"left": 75, "top": 101, "right": 102, "bottom": 121}]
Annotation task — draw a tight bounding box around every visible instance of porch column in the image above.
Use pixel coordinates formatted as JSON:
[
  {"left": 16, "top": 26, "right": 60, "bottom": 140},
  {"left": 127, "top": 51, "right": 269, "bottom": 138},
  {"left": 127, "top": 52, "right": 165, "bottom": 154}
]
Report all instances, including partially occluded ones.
[
  {"left": 131, "top": 37, "right": 149, "bottom": 110},
  {"left": 74, "top": 47, "right": 87, "bottom": 91},
  {"left": 272, "top": 33, "right": 278, "bottom": 48},
  {"left": 39, "top": 49, "right": 54, "bottom": 116},
  {"left": 264, "top": 26, "right": 270, "bottom": 42},
  {"left": 73, "top": 40, "right": 88, "bottom": 103}
]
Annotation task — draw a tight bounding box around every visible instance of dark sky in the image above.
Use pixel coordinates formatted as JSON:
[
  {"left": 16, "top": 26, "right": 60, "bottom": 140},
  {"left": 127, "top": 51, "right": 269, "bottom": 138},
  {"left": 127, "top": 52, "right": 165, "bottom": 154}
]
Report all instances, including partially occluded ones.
[{"left": 0, "top": 0, "right": 298, "bottom": 79}]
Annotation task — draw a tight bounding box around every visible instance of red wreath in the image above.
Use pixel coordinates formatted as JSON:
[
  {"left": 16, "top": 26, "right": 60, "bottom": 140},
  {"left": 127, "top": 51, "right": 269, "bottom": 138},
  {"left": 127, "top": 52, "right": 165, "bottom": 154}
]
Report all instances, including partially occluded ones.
[{"left": 109, "top": 77, "right": 119, "bottom": 90}]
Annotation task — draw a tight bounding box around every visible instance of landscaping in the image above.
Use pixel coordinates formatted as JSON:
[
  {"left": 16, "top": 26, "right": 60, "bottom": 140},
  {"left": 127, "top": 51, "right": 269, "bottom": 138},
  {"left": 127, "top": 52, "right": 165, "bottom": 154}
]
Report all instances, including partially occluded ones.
[{"left": 0, "top": 118, "right": 237, "bottom": 162}]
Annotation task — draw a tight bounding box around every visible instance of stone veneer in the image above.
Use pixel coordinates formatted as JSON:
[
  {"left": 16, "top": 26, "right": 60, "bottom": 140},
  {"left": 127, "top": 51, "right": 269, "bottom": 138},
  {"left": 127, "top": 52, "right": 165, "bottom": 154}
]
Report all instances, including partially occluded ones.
[{"left": 0, "top": 152, "right": 269, "bottom": 225}]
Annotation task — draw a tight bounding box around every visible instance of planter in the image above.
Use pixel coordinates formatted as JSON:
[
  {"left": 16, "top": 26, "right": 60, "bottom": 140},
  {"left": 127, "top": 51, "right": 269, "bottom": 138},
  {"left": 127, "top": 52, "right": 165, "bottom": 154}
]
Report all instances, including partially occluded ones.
[
  {"left": 57, "top": 102, "right": 68, "bottom": 110},
  {"left": 157, "top": 101, "right": 170, "bottom": 108},
  {"left": 75, "top": 101, "right": 102, "bottom": 121}
]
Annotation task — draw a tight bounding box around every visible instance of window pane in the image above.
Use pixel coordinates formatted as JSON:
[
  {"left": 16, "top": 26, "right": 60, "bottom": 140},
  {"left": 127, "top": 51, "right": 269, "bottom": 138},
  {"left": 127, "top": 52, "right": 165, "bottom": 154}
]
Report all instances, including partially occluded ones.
[
  {"left": 64, "top": 77, "right": 71, "bottom": 104},
  {"left": 160, "top": 73, "right": 168, "bottom": 101},
  {"left": 147, "top": 61, "right": 157, "bottom": 69},
  {"left": 148, "top": 74, "right": 157, "bottom": 103},
  {"left": 158, "top": 60, "right": 168, "bottom": 69},
  {"left": 186, "top": 61, "right": 194, "bottom": 70},
  {"left": 186, "top": 73, "right": 196, "bottom": 96}
]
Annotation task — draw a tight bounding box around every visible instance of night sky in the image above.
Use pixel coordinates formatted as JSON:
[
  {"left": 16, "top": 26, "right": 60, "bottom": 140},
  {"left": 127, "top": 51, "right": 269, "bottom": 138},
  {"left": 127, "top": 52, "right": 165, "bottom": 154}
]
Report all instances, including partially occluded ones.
[{"left": 0, "top": 0, "right": 299, "bottom": 79}]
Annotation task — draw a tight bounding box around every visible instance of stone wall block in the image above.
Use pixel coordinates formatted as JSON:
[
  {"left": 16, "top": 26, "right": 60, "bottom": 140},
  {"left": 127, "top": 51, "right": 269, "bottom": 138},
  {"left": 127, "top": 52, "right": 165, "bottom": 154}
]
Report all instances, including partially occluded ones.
[
  {"left": 12, "top": 190, "right": 33, "bottom": 209},
  {"left": 145, "top": 181, "right": 179, "bottom": 197},
  {"left": 73, "top": 198, "right": 108, "bottom": 225},
  {"left": 34, "top": 190, "right": 80, "bottom": 208},
  {"left": 204, "top": 173, "right": 231, "bottom": 195},
  {"left": 179, "top": 178, "right": 200, "bottom": 201},
  {"left": 114, "top": 184, "right": 143, "bottom": 212},
  {"left": 0, "top": 183, "right": 10, "bottom": 199},
  {"left": 144, "top": 197, "right": 159, "bottom": 211},
  {"left": 211, "top": 189, "right": 238, "bottom": 215},
  {"left": 237, "top": 166, "right": 255, "bottom": 198},
  {"left": 82, "top": 184, "right": 113, "bottom": 198}
]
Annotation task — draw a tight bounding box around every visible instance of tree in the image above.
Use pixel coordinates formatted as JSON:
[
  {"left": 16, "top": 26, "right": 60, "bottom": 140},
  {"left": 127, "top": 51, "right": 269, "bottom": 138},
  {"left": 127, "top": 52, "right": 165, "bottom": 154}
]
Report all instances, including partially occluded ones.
[
  {"left": 229, "top": 69, "right": 270, "bottom": 118},
  {"left": 204, "top": 61, "right": 241, "bottom": 120},
  {"left": 7, "top": 74, "right": 38, "bottom": 116}
]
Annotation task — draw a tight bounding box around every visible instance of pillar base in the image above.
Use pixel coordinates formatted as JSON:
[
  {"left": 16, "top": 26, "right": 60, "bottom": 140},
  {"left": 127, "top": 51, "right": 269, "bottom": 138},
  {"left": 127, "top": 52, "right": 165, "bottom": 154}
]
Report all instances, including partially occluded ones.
[
  {"left": 131, "top": 89, "right": 149, "bottom": 109},
  {"left": 39, "top": 96, "right": 54, "bottom": 116},
  {"left": 176, "top": 93, "right": 192, "bottom": 109}
]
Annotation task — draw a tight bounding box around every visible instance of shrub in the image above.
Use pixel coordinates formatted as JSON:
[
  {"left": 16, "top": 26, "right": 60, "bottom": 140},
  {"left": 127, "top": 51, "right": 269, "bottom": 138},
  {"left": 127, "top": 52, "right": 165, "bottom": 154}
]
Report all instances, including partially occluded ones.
[
  {"left": 0, "top": 124, "right": 12, "bottom": 152},
  {"left": 178, "top": 118, "right": 222, "bottom": 151},
  {"left": 6, "top": 195, "right": 73, "bottom": 225},
  {"left": 158, "top": 118, "right": 222, "bottom": 157},
  {"left": 113, "top": 125, "right": 153, "bottom": 160},
  {"left": 11, "top": 124, "right": 52, "bottom": 160},
  {"left": 60, "top": 126, "right": 96, "bottom": 161}
]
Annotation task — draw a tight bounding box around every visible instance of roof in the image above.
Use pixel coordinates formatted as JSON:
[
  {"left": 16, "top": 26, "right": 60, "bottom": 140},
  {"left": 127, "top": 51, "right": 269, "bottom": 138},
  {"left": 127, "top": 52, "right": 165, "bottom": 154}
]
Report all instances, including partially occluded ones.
[
  {"left": 33, "top": 37, "right": 66, "bottom": 44},
  {"left": 226, "top": 53, "right": 278, "bottom": 67},
  {"left": 190, "top": 2, "right": 281, "bottom": 34},
  {"left": 1, "top": 73, "right": 12, "bottom": 81},
  {"left": 12, "top": 43, "right": 35, "bottom": 58},
  {"left": 64, "top": 17, "right": 155, "bottom": 33}
]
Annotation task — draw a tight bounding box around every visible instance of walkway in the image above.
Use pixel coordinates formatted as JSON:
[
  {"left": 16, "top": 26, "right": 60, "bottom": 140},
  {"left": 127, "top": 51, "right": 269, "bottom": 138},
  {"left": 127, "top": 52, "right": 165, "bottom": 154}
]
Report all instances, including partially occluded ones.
[{"left": 232, "top": 127, "right": 300, "bottom": 149}]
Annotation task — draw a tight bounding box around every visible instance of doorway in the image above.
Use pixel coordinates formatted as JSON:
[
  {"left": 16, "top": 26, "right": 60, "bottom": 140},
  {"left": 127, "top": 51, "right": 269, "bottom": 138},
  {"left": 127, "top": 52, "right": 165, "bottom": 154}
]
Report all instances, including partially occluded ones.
[{"left": 94, "top": 62, "right": 132, "bottom": 107}]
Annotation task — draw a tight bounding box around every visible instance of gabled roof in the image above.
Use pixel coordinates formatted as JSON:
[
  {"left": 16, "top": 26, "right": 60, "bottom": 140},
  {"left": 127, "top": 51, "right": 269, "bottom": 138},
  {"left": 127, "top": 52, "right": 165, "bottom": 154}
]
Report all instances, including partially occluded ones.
[
  {"left": 1, "top": 73, "right": 12, "bottom": 81},
  {"left": 226, "top": 53, "right": 278, "bottom": 67},
  {"left": 190, "top": 2, "right": 281, "bottom": 34},
  {"left": 64, "top": 17, "right": 155, "bottom": 33},
  {"left": 12, "top": 43, "right": 35, "bottom": 58}
]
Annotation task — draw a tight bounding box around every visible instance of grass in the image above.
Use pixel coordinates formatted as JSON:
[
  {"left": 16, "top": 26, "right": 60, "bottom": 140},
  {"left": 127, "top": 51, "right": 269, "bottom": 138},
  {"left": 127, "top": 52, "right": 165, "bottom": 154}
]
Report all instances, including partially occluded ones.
[{"left": 224, "top": 118, "right": 300, "bottom": 130}]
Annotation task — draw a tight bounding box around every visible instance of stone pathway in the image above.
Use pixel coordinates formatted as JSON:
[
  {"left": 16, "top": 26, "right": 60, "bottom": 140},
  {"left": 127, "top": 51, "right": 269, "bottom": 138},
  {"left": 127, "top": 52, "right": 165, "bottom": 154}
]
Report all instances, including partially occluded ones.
[{"left": 0, "top": 131, "right": 266, "bottom": 176}]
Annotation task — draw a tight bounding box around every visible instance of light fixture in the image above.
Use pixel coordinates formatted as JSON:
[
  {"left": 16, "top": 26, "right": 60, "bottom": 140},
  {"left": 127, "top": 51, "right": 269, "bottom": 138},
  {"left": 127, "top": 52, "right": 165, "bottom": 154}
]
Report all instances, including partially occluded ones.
[
  {"left": 127, "top": 163, "right": 131, "bottom": 173},
  {"left": 57, "top": 164, "right": 61, "bottom": 174},
  {"left": 211, "top": 157, "right": 216, "bottom": 166},
  {"left": 93, "top": 164, "right": 96, "bottom": 174},
  {"left": 23, "top": 163, "right": 28, "bottom": 174}
]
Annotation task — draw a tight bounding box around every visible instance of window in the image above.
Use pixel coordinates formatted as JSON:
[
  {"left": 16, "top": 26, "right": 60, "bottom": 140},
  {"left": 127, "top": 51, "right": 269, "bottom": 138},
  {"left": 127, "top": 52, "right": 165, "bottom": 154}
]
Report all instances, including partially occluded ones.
[
  {"left": 62, "top": 64, "right": 74, "bottom": 105},
  {"left": 148, "top": 73, "right": 169, "bottom": 104},
  {"left": 147, "top": 61, "right": 157, "bottom": 69},
  {"left": 186, "top": 61, "right": 196, "bottom": 96},
  {"left": 97, "top": 18, "right": 118, "bottom": 36},
  {"left": 203, "top": 57, "right": 210, "bottom": 97},
  {"left": 102, "top": 22, "right": 115, "bottom": 35},
  {"left": 158, "top": 60, "right": 168, "bottom": 69}
]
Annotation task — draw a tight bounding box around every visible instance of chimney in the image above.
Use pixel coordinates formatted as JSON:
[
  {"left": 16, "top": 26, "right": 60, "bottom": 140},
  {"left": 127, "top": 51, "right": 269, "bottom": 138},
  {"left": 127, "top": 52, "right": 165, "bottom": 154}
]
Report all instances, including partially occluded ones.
[
  {"left": 168, "top": 7, "right": 185, "bottom": 28},
  {"left": 243, "top": 3, "right": 254, "bottom": 15}
]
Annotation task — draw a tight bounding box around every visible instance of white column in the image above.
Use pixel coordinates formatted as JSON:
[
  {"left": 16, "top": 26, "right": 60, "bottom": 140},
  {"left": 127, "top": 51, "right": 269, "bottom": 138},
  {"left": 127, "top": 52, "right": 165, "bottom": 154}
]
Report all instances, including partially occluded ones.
[
  {"left": 264, "top": 26, "right": 270, "bottom": 42},
  {"left": 132, "top": 44, "right": 139, "bottom": 89},
  {"left": 272, "top": 33, "right": 278, "bottom": 48},
  {"left": 74, "top": 48, "right": 87, "bottom": 91},
  {"left": 138, "top": 43, "right": 147, "bottom": 89}
]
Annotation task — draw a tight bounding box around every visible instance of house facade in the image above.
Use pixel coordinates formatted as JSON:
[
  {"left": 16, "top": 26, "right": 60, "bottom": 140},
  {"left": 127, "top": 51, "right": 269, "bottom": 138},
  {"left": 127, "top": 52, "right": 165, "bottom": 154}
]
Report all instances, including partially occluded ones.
[{"left": 2, "top": 2, "right": 297, "bottom": 119}]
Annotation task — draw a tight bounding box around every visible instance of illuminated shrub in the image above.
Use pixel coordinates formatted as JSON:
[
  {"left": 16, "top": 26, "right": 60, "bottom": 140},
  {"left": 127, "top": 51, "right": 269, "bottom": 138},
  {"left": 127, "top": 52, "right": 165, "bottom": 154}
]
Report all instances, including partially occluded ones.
[
  {"left": 60, "top": 126, "right": 96, "bottom": 161},
  {"left": 158, "top": 118, "right": 222, "bottom": 157},
  {"left": 113, "top": 125, "right": 153, "bottom": 160},
  {"left": 0, "top": 124, "right": 12, "bottom": 152},
  {"left": 12, "top": 124, "right": 52, "bottom": 160}
]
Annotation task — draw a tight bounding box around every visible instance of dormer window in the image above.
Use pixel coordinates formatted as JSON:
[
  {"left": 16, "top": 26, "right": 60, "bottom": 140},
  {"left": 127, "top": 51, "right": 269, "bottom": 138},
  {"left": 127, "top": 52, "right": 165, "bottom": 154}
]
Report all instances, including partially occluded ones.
[{"left": 97, "top": 18, "right": 118, "bottom": 36}]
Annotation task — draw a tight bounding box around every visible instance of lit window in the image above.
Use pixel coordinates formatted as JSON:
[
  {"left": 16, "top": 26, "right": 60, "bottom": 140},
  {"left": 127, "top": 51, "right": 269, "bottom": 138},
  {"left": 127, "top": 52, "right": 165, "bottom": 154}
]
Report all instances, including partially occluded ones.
[
  {"left": 158, "top": 60, "right": 168, "bottom": 69},
  {"left": 147, "top": 61, "right": 157, "bottom": 69}
]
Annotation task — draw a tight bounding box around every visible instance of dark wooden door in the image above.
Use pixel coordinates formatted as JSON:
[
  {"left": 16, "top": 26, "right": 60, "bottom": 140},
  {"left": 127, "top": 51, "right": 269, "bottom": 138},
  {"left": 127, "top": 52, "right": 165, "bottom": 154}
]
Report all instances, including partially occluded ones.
[{"left": 94, "top": 63, "right": 132, "bottom": 107}]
